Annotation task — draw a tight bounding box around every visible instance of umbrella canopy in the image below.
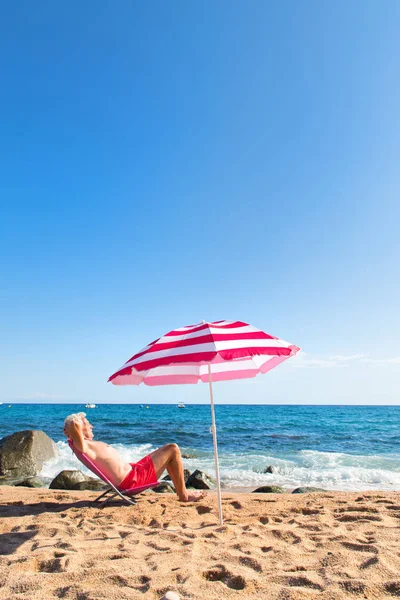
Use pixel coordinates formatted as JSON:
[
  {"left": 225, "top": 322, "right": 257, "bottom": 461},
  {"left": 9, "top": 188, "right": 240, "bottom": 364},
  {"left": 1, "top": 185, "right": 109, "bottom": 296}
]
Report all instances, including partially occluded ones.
[
  {"left": 108, "top": 320, "right": 300, "bottom": 524},
  {"left": 108, "top": 320, "right": 299, "bottom": 386}
]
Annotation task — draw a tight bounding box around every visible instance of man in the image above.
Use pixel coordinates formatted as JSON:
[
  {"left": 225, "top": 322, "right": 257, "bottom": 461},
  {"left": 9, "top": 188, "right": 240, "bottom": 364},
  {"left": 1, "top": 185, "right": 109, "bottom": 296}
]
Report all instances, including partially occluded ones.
[{"left": 63, "top": 412, "right": 205, "bottom": 502}]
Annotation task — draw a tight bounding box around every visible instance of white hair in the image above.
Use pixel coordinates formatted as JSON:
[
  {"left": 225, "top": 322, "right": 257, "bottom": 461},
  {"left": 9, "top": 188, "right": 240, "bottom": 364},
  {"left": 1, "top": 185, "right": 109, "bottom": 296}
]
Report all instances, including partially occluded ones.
[{"left": 64, "top": 412, "right": 86, "bottom": 429}]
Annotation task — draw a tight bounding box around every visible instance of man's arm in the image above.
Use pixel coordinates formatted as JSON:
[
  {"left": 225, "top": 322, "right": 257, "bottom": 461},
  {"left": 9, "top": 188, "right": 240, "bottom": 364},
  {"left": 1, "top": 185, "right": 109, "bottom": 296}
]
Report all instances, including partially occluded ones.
[{"left": 67, "top": 419, "right": 88, "bottom": 454}]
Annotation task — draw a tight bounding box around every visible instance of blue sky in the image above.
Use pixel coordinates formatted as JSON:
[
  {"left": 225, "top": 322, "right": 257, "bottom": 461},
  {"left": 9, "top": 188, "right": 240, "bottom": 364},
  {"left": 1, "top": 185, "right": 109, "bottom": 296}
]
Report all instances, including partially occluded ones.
[{"left": 1, "top": 1, "right": 399, "bottom": 404}]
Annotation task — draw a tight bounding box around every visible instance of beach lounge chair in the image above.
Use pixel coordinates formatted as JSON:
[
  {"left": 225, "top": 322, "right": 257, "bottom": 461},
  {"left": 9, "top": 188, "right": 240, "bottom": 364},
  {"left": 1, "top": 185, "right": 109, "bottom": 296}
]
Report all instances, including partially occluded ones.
[{"left": 68, "top": 440, "right": 159, "bottom": 507}]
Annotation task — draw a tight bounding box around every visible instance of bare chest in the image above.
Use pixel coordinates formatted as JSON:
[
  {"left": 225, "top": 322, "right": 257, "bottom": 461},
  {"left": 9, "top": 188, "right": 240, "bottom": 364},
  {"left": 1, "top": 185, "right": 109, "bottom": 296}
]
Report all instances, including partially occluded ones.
[{"left": 86, "top": 440, "right": 120, "bottom": 461}]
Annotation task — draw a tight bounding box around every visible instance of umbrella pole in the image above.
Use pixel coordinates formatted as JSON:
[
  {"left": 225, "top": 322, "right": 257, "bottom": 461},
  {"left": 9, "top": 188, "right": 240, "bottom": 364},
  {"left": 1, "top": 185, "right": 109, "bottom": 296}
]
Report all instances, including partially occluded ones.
[{"left": 207, "top": 363, "right": 223, "bottom": 525}]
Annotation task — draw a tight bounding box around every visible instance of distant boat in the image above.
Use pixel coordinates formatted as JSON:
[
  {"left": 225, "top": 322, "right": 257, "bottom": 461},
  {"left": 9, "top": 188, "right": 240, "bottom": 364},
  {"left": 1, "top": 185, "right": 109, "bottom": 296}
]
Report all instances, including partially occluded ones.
[
  {"left": 85, "top": 403, "right": 97, "bottom": 409},
  {"left": 178, "top": 403, "right": 185, "bottom": 408}
]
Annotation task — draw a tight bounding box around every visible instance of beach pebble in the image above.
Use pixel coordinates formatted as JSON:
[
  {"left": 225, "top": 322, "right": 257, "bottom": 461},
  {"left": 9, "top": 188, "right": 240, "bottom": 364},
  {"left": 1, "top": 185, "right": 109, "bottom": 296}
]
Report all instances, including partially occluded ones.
[{"left": 160, "top": 592, "right": 180, "bottom": 600}]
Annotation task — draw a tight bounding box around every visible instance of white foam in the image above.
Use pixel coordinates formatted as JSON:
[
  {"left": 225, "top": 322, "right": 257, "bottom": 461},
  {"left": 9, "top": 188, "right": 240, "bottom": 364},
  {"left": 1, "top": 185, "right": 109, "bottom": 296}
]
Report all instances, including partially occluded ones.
[
  {"left": 40, "top": 443, "right": 400, "bottom": 491},
  {"left": 181, "top": 450, "right": 400, "bottom": 491}
]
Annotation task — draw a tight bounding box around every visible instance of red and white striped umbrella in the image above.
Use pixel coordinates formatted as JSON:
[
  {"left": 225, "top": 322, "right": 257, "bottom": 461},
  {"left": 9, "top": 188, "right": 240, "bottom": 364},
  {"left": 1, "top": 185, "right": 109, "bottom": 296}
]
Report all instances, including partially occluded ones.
[
  {"left": 108, "top": 320, "right": 299, "bottom": 524},
  {"left": 108, "top": 320, "right": 299, "bottom": 386}
]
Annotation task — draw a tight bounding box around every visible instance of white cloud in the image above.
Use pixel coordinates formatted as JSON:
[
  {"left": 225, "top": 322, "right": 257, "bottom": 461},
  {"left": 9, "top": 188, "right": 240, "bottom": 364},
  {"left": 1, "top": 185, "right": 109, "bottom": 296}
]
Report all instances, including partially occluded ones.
[
  {"left": 291, "top": 353, "right": 338, "bottom": 369},
  {"left": 291, "top": 352, "right": 400, "bottom": 369},
  {"left": 330, "top": 354, "right": 366, "bottom": 362},
  {"left": 361, "top": 356, "right": 400, "bottom": 366}
]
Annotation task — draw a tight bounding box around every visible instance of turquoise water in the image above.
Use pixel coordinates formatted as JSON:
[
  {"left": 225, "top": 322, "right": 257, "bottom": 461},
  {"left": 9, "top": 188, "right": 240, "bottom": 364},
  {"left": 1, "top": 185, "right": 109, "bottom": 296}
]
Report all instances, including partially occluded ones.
[{"left": 1, "top": 404, "right": 400, "bottom": 491}]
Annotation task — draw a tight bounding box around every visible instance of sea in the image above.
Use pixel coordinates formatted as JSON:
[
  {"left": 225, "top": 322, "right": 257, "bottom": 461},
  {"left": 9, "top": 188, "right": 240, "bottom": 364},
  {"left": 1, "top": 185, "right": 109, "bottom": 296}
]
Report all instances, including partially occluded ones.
[{"left": 1, "top": 403, "right": 400, "bottom": 492}]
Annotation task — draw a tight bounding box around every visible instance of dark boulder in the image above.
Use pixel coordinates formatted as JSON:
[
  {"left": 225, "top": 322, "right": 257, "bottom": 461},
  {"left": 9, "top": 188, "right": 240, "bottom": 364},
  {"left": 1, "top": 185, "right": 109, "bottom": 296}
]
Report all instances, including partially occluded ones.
[
  {"left": 15, "top": 477, "right": 45, "bottom": 488},
  {"left": 49, "top": 470, "right": 91, "bottom": 490},
  {"left": 162, "top": 469, "right": 191, "bottom": 484},
  {"left": 292, "top": 487, "right": 327, "bottom": 494},
  {"left": 0, "top": 430, "right": 58, "bottom": 479},
  {"left": 186, "top": 469, "right": 215, "bottom": 490},
  {"left": 72, "top": 479, "right": 108, "bottom": 491},
  {"left": 153, "top": 482, "right": 175, "bottom": 494},
  {"left": 182, "top": 453, "right": 196, "bottom": 459},
  {"left": 252, "top": 485, "right": 284, "bottom": 494},
  {"left": 263, "top": 465, "right": 276, "bottom": 474}
]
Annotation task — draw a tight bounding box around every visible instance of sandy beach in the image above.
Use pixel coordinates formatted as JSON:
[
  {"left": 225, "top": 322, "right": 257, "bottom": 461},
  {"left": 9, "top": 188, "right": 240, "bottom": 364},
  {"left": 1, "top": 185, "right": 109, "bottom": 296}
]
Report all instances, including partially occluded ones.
[{"left": 1, "top": 487, "right": 400, "bottom": 599}]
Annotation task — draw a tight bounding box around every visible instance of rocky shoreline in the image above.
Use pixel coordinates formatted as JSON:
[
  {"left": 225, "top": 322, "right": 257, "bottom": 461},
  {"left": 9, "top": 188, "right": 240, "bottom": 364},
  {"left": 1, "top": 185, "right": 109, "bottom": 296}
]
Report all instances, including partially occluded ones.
[{"left": 0, "top": 429, "right": 326, "bottom": 495}]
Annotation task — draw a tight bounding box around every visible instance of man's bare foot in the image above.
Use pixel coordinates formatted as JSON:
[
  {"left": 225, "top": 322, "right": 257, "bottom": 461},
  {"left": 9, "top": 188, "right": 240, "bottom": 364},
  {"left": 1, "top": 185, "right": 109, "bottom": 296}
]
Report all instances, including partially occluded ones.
[{"left": 179, "top": 490, "right": 206, "bottom": 502}]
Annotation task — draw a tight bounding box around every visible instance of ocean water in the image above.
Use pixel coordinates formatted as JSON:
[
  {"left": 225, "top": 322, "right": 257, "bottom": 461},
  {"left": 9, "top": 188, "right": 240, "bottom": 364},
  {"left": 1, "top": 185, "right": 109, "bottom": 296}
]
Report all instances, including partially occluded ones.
[{"left": 1, "top": 403, "right": 400, "bottom": 491}]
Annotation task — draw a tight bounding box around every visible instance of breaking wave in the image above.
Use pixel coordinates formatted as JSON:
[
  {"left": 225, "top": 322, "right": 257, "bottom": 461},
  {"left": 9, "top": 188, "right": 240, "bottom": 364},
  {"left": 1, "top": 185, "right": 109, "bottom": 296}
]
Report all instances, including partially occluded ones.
[{"left": 40, "top": 443, "right": 400, "bottom": 491}]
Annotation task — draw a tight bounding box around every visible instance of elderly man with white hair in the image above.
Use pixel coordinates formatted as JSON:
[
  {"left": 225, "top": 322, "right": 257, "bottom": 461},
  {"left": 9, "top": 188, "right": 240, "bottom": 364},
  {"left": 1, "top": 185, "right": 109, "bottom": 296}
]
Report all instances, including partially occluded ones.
[{"left": 63, "top": 412, "right": 205, "bottom": 502}]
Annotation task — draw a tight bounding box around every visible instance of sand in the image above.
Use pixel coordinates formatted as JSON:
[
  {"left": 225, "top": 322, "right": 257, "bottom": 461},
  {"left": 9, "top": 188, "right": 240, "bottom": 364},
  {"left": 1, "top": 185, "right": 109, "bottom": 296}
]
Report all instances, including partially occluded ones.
[{"left": 1, "top": 486, "right": 400, "bottom": 599}]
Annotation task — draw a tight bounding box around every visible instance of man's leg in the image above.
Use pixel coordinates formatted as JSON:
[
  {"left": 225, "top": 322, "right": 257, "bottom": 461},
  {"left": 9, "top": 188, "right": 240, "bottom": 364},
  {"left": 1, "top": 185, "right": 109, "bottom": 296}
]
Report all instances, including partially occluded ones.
[{"left": 149, "top": 443, "right": 205, "bottom": 502}]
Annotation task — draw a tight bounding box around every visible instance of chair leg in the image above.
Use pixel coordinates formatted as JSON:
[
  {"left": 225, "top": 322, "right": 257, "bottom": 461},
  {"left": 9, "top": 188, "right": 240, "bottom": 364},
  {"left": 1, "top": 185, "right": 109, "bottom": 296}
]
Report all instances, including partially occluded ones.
[
  {"left": 99, "top": 491, "right": 137, "bottom": 508},
  {"left": 92, "top": 486, "right": 137, "bottom": 508},
  {"left": 94, "top": 488, "right": 113, "bottom": 503}
]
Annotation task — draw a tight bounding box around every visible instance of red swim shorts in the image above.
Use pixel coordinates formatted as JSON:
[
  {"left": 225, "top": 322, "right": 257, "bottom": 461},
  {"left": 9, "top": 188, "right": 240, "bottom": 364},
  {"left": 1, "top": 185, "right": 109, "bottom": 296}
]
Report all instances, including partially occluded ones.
[{"left": 119, "top": 455, "right": 157, "bottom": 491}]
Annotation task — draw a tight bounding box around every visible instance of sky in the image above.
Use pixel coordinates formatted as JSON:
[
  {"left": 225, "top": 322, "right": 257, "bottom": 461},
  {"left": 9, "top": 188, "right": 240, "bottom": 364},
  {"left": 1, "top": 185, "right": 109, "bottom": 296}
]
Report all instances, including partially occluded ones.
[{"left": 1, "top": 1, "right": 399, "bottom": 405}]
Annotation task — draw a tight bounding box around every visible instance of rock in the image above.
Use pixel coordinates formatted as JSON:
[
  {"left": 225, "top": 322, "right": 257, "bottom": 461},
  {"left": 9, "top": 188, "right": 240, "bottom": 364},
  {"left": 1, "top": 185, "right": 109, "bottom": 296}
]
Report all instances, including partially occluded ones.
[
  {"left": 182, "top": 453, "right": 196, "bottom": 459},
  {"left": 0, "top": 430, "right": 58, "bottom": 479},
  {"left": 72, "top": 479, "right": 108, "bottom": 491},
  {"left": 263, "top": 465, "right": 276, "bottom": 474},
  {"left": 15, "top": 477, "right": 45, "bottom": 488},
  {"left": 292, "top": 487, "right": 327, "bottom": 494},
  {"left": 160, "top": 592, "right": 180, "bottom": 600},
  {"left": 162, "top": 469, "right": 191, "bottom": 484},
  {"left": 49, "top": 470, "right": 91, "bottom": 490},
  {"left": 153, "top": 482, "right": 175, "bottom": 494},
  {"left": 252, "top": 485, "right": 284, "bottom": 493},
  {"left": 186, "top": 469, "right": 215, "bottom": 490}
]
